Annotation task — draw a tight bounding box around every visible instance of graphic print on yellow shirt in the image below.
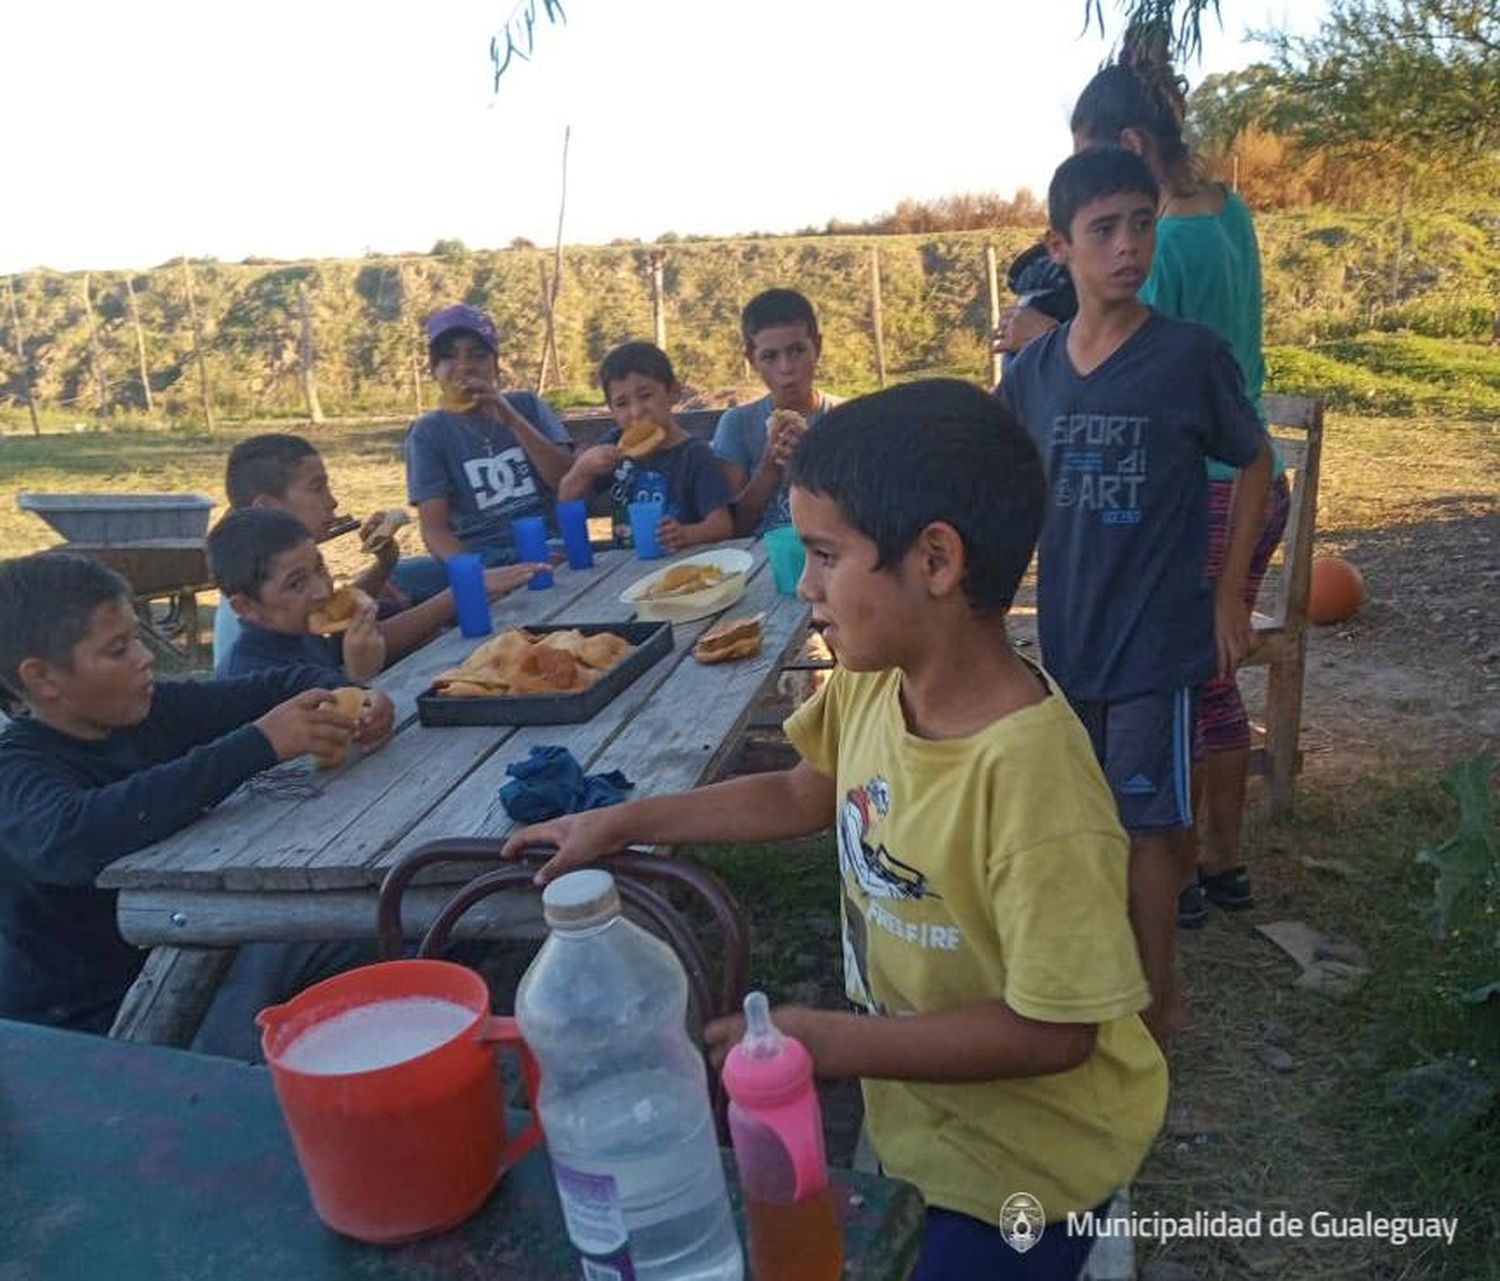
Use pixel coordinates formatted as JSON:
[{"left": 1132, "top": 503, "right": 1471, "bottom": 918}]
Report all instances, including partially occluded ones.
[{"left": 786, "top": 665, "right": 1168, "bottom": 1223}]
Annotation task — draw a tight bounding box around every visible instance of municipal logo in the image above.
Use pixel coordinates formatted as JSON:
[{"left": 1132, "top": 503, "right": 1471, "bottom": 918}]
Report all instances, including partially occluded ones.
[{"left": 1000, "top": 1192, "right": 1046, "bottom": 1254}]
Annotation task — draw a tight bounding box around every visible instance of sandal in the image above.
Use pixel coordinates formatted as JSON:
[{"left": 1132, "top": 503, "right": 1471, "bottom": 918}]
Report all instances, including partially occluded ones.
[
  {"left": 1199, "top": 866, "right": 1254, "bottom": 911},
  {"left": 1177, "top": 882, "right": 1208, "bottom": 929}
]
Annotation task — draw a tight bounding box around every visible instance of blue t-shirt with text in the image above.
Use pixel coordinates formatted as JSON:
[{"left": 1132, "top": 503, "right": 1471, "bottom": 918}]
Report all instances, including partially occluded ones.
[
  {"left": 998, "top": 313, "right": 1265, "bottom": 701},
  {"left": 404, "top": 395, "right": 572, "bottom": 558}
]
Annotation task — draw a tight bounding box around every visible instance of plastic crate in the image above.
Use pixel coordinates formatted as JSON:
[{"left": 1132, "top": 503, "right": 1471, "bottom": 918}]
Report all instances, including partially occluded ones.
[{"left": 17, "top": 493, "right": 214, "bottom": 544}]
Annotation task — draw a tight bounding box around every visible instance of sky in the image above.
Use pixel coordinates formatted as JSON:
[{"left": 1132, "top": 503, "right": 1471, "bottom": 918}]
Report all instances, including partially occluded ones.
[{"left": 0, "top": 0, "right": 1328, "bottom": 275}]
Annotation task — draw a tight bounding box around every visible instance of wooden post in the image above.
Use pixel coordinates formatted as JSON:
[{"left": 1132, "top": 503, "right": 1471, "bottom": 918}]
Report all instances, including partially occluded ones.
[
  {"left": 1232, "top": 151, "right": 1240, "bottom": 193},
  {"left": 3, "top": 275, "right": 42, "bottom": 436},
  {"left": 984, "top": 244, "right": 1002, "bottom": 388},
  {"left": 124, "top": 277, "right": 153, "bottom": 414},
  {"left": 81, "top": 272, "right": 110, "bottom": 419},
  {"left": 397, "top": 263, "right": 424, "bottom": 416},
  {"left": 536, "top": 259, "right": 560, "bottom": 393},
  {"left": 180, "top": 257, "right": 215, "bottom": 431},
  {"left": 296, "top": 282, "right": 325, "bottom": 424},
  {"left": 650, "top": 250, "right": 667, "bottom": 349},
  {"left": 535, "top": 124, "right": 570, "bottom": 393},
  {"left": 869, "top": 245, "right": 886, "bottom": 389}
]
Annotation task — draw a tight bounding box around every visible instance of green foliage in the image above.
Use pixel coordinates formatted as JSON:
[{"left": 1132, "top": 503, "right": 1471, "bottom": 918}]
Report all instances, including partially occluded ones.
[
  {"left": 1, "top": 205, "right": 1496, "bottom": 426},
  {"left": 1417, "top": 755, "right": 1500, "bottom": 935}
]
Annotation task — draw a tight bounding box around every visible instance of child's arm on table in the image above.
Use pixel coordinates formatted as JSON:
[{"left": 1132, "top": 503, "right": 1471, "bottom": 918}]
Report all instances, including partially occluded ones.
[
  {"left": 1215, "top": 440, "right": 1272, "bottom": 677},
  {"left": 501, "top": 762, "right": 837, "bottom": 884},
  {"left": 707, "top": 1002, "right": 1097, "bottom": 1081},
  {"left": 376, "top": 564, "right": 541, "bottom": 663},
  {"left": 658, "top": 506, "right": 733, "bottom": 552}
]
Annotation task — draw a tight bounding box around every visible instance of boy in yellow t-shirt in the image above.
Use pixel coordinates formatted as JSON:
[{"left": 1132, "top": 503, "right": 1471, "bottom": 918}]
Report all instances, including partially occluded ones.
[{"left": 502, "top": 379, "right": 1167, "bottom": 1279}]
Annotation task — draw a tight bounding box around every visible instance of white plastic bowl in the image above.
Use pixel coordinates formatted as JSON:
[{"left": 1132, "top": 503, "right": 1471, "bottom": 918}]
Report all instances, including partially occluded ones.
[{"left": 619, "top": 548, "right": 753, "bottom": 623}]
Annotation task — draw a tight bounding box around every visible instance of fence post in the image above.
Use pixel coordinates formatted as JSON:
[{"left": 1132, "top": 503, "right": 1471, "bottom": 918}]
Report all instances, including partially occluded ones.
[
  {"left": 869, "top": 245, "right": 886, "bottom": 388},
  {"left": 4, "top": 275, "right": 42, "bottom": 436},
  {"left": 650, "top": 250, "right": 667, "bottom": 349},
  {"left": 124, "top": 277, "right": 154, "bottom": 414},
  {"left": 180, "top": 256, "right": 216, "bottom": 432},
  {"left": 296, "top": 282, "right": 325, "bottom": 424},
  {"left": 984, "top": 244, "right": 1003, "bottom": 388},
  {"left": 81, "top": 272, "right": 111, "bottom": 419},
  {"left": 397, "top": 263, "right": 423, "bottom": 417}
]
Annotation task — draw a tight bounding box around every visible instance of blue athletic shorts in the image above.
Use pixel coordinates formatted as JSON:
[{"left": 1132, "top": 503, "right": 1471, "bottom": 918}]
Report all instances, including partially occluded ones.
[
  {"left": 910, "top": 1202, "right": 1107, "bottom": 1281},
  {"left": 1071, "top": 687, "right": 1199, "bottom": 834}
]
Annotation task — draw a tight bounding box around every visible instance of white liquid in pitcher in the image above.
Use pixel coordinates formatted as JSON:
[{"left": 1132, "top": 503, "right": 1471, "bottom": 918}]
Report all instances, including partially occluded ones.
[{"left": 281, "top": 997, "right": 475, "bottom": 1074}]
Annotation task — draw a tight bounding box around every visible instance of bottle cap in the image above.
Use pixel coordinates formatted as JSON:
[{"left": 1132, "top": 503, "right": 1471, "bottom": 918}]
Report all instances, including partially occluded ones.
[{"left": 541, "top": 869, "right": 621, "bottom": 930}]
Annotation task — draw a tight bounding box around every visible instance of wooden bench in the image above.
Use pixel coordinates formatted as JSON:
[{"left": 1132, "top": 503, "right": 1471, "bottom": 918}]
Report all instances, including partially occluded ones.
[{"left": 1243, "top": 393, "right": 1325, "bottom": 818}]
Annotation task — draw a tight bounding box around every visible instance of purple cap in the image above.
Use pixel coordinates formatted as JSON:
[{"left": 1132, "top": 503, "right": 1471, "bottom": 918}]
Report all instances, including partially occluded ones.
[{"left": 425, "top": 304, "right": 499, "bottom": 354}]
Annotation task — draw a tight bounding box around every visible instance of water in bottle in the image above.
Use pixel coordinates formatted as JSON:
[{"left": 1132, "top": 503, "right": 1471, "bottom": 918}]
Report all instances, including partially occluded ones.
[{"left": 516, "top": 869, "right": 743, "bottom": 1281}]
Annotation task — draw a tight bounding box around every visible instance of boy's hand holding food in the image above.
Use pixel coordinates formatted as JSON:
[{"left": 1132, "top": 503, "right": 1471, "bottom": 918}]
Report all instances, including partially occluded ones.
[
  {"left": 341, "top": 598, "right": 385, "bottom": 682},
  {"left": 254, "top": 689, "right": 356, "bottom": 763}
]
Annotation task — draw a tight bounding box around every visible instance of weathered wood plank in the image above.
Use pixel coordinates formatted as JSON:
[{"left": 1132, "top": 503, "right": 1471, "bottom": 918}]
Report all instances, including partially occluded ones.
[
  {"left": 117, "top": 887, "right": 545, "bottom": 948},
  {"left": 108, "top": 946, "right": 236, "bottom": 1047}
]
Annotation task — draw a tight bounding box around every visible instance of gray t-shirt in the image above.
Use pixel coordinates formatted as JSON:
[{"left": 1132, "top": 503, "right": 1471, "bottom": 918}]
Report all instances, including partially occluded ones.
[
  {"left": 998, "top": 313, "right": 1265, "bottom": 701},
  {"left": 711, "top": 392, "right": 839, "bottom": 535},
  {"left": 404, "top": 394, "right": 572, "bottom": 555}
]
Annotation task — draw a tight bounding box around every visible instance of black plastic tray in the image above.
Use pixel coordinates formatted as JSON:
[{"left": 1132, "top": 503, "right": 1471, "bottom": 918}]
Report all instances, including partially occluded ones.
[{"left": 416, "top": 622, "right": 673, "bottom": 726}]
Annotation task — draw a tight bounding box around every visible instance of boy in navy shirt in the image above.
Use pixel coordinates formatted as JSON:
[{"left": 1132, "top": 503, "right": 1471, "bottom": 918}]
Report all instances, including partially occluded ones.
[
  {"left": 999, "top": 148, "right": 1271, "bottom": 1044},
  {"left": 558, "top": 341, "right": 733, "bottom": 552},
  {"left": 0, "top": 551, "right": 393, "bottom": 1048},
  {"left": 211, "top": 508, "right": 537, "bottom": 680}
]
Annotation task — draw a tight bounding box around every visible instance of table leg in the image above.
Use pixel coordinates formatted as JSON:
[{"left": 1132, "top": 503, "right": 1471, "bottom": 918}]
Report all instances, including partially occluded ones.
[{"left": 109, "top": 946, "right": 237, "bottom": 1048}]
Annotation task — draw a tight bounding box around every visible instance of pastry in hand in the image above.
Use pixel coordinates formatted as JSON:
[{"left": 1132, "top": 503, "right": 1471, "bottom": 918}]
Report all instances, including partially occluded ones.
[
  {"left": 308, "top": 586, "right": 374, "bottom": 636},
  {"left": 618, "top": 419, "right": 667, "bottom": 459},
  {"left": 360, "top": 509, "right": 410, "bottom": 554},
  {"left": 313, "top": 686, "right": 369, "bottom": 769}
]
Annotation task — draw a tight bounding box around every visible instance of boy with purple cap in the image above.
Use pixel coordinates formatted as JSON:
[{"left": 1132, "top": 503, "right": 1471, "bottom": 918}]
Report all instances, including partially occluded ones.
[{"left": 395, "top": 304, "right": 575, "bottom": 602}]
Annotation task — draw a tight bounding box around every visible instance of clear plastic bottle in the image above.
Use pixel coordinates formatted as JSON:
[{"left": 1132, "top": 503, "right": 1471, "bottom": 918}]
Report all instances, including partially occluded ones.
[{"left": 515, "top": 869, "right": 744, "bottom": 1281}]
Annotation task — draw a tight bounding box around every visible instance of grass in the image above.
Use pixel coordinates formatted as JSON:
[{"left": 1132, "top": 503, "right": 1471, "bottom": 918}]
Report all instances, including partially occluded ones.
[{"left": 1267, "top": 337, "right": 1500, "bottom": 419}]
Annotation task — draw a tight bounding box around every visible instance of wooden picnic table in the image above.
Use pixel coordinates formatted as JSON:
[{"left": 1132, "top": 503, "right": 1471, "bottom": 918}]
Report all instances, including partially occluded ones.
[
  {"left": 99, "top": 540, "right": 812, "bottom": 1045},
  {"left": 0, "top": 1018, "right": 924, "bottom": 1281}
]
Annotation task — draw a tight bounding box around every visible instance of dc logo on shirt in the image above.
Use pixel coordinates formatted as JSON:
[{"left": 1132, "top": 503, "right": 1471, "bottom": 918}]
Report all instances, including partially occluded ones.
[{"left": 464, "top": 447, "right": 537, "bottom": 511}]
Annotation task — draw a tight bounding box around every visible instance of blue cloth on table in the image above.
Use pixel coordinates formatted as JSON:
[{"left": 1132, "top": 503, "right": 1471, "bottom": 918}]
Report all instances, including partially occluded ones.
[{"left": 498, "top": 745, "right": 634, "bottom": 823}]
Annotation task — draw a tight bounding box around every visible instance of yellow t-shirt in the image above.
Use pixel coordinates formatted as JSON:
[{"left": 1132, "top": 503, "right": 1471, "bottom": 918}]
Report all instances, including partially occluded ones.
[{"left": 785, "top": 665, "right": 1167, "bottom": 1224}]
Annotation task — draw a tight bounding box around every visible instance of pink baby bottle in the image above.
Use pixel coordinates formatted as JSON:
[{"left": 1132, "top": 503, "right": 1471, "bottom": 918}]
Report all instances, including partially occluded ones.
[{"left": 722, "top": 992, "right": 843, "bottom": 1281}]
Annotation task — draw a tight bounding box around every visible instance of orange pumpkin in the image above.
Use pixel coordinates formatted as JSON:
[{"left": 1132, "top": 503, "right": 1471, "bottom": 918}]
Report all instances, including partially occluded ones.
[{"left": 1307, "top": 555, "right": 1365, "bottom": 625}]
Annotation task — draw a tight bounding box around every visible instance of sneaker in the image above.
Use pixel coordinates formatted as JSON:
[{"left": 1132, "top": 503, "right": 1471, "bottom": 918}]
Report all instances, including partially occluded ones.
[
  {"left": 1200, "top": 866, "right": 1254, "bottom": 911},
  {"left": 1178, "top": 881, "right": 1208, "bottom": 929}
]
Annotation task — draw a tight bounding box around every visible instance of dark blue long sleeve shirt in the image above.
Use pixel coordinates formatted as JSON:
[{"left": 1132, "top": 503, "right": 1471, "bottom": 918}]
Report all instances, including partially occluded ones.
[{"left": 0, "top": 667, "right": 331, "bottom": 1032}]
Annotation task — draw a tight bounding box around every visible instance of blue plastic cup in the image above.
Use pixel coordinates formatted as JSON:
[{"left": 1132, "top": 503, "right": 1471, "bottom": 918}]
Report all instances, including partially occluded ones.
[
  {"left": 763, "top": 524, "right": 805, "bottom": 597},
  {"left": 447, "top": 554, "right": 493, "bottom": 638},
  {"left": 628, "top": 500, "right": 665, "bottom": 560},
  {"left": 555, "top": 500, "right": 594, "bottom": 569},
  {"left": 509, "top": 516, "right": 553, "bottom": 590}
]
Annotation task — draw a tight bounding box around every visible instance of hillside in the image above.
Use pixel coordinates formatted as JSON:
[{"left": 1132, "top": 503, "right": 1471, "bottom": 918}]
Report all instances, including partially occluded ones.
[{"left": 2, "top": 207, "right": 1497, "bottom": 430}]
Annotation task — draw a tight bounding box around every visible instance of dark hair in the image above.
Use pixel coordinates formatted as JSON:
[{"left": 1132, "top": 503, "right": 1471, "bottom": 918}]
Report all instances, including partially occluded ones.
[
  {"left": 207, "top": 507, "right": 314, "bottom": 601},
  {"left": 1071, "top": 50, "right": 1191, "bottom": 174},
  {"left": 597, "top": 341, "right": 676, "bottom": 395},
  {"left": 225, "top": 434, "right": 318, "bottom": 508},
  {"left": 787, "top": 379, "right": 1044, "bottom": 615},
  {"left": 1048, "top": 147, "right": 1160, "bottom": 237},
  {"left": 0, "top": 551, "right": 133, "bottom": 698},
  {"left": 741, "top": 289, "right": 820, "bottom": 348}
]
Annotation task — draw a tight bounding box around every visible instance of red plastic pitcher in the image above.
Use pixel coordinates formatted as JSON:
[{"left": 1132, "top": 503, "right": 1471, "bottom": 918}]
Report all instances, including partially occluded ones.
[{"left": 257, "top": 958, "right": 542, "bottom": 1244}]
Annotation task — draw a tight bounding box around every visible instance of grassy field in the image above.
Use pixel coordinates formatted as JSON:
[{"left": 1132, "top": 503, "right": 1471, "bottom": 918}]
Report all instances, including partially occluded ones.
[{"left": 2, "top": 402, "right": 1496, "bottom": 1279}]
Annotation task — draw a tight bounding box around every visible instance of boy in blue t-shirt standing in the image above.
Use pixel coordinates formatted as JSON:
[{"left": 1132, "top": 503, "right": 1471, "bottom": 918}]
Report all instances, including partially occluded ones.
[{"left": 999, "top": 148, "right": 1271, "bottom": 1045}]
